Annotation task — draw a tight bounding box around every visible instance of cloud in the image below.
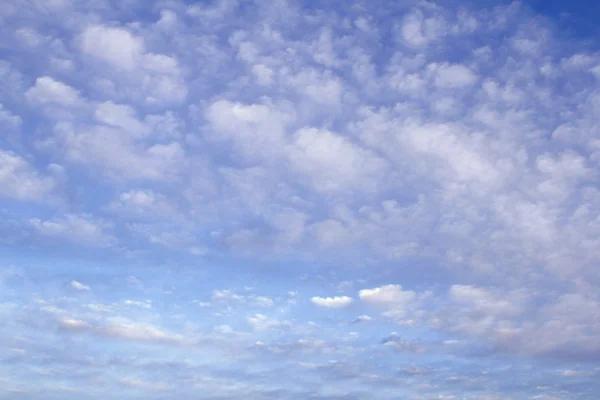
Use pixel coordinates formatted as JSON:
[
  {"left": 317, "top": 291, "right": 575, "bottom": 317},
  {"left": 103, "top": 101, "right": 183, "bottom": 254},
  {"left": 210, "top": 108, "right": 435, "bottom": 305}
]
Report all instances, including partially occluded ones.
[
  {"left": 359, "top": 285, "right": 416, "bottom": 307},
  {"left": 212, "top": 289, "right": 244, "bottom": 302},
  {"left": 100, "top": 318, "right": 184, "bottom": 343},
  {"left": 119, "top": 378, "right": 172, "bottom": 392},
  {"left": 108, "top": 189, "right": 176, "bottom": 219},
  {"left": 398, "top": 9, "right": 445, "bottom": 47},
  {"left": 80, "top": 25, "right": 145, "bottom": 71},
  {"left": 59, "top": 315, "right": 186, "bottom": 344},
  {"left": 286, "top": 128, "right": 389, "bottom": 192},
  {"left": 94, "top": 101, "right": 146, "bottom": 134},
  {"left": 450, "top": 285, "right": 525, "bottom": 316},
  {"left": 247, "top": 313, "right": 291, "bottom": 331},
  {"left": 70, "top": 281, "right": 90, "bottom": 291},
  {"left": 0, "top": 103, "right": 22, "bottom": 131},
  {"left": 30, "top": 214, "right": 116, "bottom": 247},
  {"left": 3, "top": 0, "right": 600, "bottom": 398},
  {"left": 59, "top": 318, "right": 91, "bottom": 331},
  {"left": 204, "top": 99, "right": 295, "bottom": 163},
  {"left": 79, "top": 24, "right": 186, "bottom": 104},
  {"left": 429, "top": 63, "right": 478, "bottom": 88},
  {"left": 0, "top": 150, "right": 58, "bottom": 201},
  {"left": 25, "top": 76, "right": 82, "bottom": 106},
  {"left": 311, "top": 296, "right": 353, "bottom": 308},
  {"left": 354, "top": 314, "right": 372, "bottom": 323},
  {"left": 123, "top": 299, "right": 151, "bottom": 309},
  {"left": 252, "top": 296, "right": 274, "bottom": 307},
  {"left": 208, "top": 289, "right": 275, "bottom": 310},
  {"left": 50, "top": 117, "right": 187, "bottom": 181},
  {"left": 381, "top": 332, "right": 427, "bottom": 353}
]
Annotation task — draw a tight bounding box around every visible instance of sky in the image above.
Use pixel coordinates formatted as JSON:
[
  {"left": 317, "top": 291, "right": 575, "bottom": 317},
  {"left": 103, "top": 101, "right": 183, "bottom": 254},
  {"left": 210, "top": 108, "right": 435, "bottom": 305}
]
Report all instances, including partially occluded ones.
[{"left": 1, "top": 0, "right": 600, "bottom": 399}]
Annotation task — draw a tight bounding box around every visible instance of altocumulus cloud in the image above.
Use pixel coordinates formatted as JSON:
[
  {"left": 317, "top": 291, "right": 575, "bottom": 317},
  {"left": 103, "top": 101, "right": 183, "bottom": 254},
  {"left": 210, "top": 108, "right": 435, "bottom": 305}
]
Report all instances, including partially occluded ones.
[{"left": 1, "top": 0, "right": 600, "bottom": 399}]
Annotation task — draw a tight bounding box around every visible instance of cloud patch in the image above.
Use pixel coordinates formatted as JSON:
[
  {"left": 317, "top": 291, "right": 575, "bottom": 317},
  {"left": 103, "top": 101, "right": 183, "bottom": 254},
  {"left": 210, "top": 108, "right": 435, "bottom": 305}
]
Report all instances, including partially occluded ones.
[{"left": 311, "top": 296, "right": 353, "bottom": 308}]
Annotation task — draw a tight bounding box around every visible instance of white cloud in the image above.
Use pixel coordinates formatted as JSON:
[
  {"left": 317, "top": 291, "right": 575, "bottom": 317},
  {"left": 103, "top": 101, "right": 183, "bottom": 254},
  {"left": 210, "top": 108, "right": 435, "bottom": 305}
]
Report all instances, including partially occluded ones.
[
  {"left": 80, "top": 25, "right": 144, "bottom": 70},
  {"left": 15, "top": 27, "right": 48, "bottom": 47},
  {"left": 129, "top": 225, "right": 199, "bottom": 254},
  {"left": 25, "top": 76, "right": 81, "bottom": 106},
  {"left": 0, "top": 103, "right": 22, "bottom": 130},
  {"left": 94, "top": 101, "right": 146, "bottom": 135},
  {"left": 286, "top": 128, "right": 389, "bottom": 192},
  {"left": 9, "top": 348, "right": 25, "bottom": 357},
  {"left": 141, "top": 54, "right": 187, "bottom": 104},
  {"left": 399, "top": 9, "right": 445, "bottom": 47},
  {"left": 252, "top": 64, "right": 275, "bottom": 85},
  {"left": 100, "top": 318, "right": 184, "bottom": 344},
  {"left": 212, "top": 289, "right": 244, "bottom": 302},
  {"left": 311, "top": 296, "right": 353, "bottom": 308},
  {"left": 3, "top": 1, "right": 600, "bottom": 394},
  {"left": 30, "top": 214, "right": 116, "bottom": 247},
  {"left": 70, "top": 280, "right": 90, "bottom": 291},
  {"left": 204, "top": 99, "right": 295, "bottom": 162},
  {"left": 429, "top": 63, "right": 478, "bottom": 88},
  {"left": 310, "top": 219, "right": 352, "bottom": 247},
  {"left": 59, "top": 318, "right": 91, "bottom": 331},
  {"left": 252, "top": 296, "right": 274, "bottom": 307},
  {"left": 156, "top": 9, "right": 178, "bottom": 30},
  {"left": 247, "top": 313, "right": 290, "bottom": 331},
  {"left": 359, "top": 285, "right": 416, "bottom": 306},
  {"left": 109, "top": 189, "right": 175, "bottom": 219},
  {"left": 123, "top": 299, "right": 152, "bottom": 309},
  {"left": 210, "top": 290, "right": 274, "bottom": 308},
  {"left": 186, "top": 0, "right": 238, "bottom": 19},
  {"left": 80, "top": 25, "right": 186, "bottom": 104},
  {"left": 52, "top": 122, "right": 186, "bottom": 181},
  {"left": 561, "top": 369, "right": 591, "bottom": 377},
  {"left": 450, "top": 285, "right": 525, "bottom": 316},
  {"left": 283, "top": 69, "right": 343, "bottom": 106},
  {"left": 311, "top": 28, "right": 339, "bottom": 68},
  {"left": 0, "top": 150, "right": 57, "bottom": 201}
]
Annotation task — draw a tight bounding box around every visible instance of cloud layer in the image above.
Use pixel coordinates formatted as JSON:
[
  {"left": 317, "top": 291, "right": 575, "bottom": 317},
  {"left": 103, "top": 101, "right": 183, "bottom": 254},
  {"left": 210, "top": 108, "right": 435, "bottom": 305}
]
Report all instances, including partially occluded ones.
[{"left": 1, "top": 0, "right": 600, "bottom": 399}]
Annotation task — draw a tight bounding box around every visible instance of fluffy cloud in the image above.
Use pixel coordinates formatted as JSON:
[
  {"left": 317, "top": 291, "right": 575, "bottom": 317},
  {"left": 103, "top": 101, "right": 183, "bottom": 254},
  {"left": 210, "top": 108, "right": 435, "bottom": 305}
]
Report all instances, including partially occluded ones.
[
  {"left": 80, "top": 24, "right": 186, "bottom": 104},
  {"left": 2, "top": 0, "right": 600, "bottom": 398},
  {"left": 25, "top": 76, "right": 82, "bottom": 106},
  {"left": 429, "top": 63, "right": 478, "bottom": 88},
  {"left": 311, "top": 296, "right": 353, "bottom": 308},
  {"left": 0, "top": 152, "right": 55, "bottom": 201},
  {"left": 398, "top": 9, "right": 445, "bottom": 47},
  {"left": 50, "top": 116, "right": 187, "bottom": 181},
  {"left": 108, "top": 189, "right": 176, "bottom": 219},
  {"left": 359, "top": 285, "right": 416, "bottom": 307},
  {"left": 204, "top": 99, "right": 295, "bottom": 163},
  {"left": 80, "top": 25, "right": 145, "bottom": 71},
  {"left": 286, "top": 128, "right": 389, "bottom": 192}
]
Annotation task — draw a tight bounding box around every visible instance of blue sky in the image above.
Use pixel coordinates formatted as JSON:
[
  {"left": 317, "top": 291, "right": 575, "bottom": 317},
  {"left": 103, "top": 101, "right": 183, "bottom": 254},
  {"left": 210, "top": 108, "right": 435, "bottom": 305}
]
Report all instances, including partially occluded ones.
[{"left": 1, "top": 0, "right": 600, "bottom": 398}]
